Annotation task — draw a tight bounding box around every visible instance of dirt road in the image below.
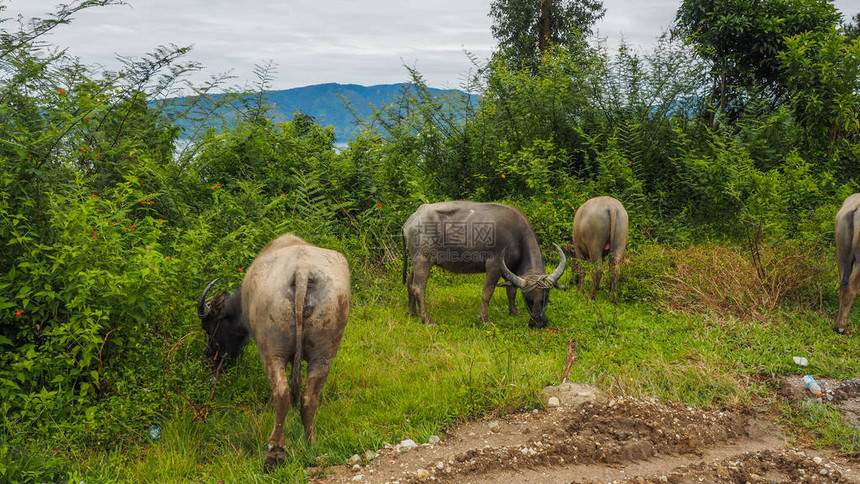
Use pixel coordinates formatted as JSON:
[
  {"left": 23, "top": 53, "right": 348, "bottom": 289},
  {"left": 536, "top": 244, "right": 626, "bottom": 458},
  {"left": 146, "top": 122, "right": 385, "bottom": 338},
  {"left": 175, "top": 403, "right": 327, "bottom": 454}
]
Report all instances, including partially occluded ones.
[{"left": 317, "top": 380, "right": 859, "bottom": 484}]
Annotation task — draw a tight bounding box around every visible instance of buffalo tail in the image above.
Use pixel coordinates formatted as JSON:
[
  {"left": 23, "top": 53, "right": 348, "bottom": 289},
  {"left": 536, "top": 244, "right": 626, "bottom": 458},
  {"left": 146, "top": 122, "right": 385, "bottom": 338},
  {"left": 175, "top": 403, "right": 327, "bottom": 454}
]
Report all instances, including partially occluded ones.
[
  {"left": 402, "top": 232, "right": 408, "bottom": 284},
  {"left": 291, "top": 270, "right": 307, "bottom": 407}
]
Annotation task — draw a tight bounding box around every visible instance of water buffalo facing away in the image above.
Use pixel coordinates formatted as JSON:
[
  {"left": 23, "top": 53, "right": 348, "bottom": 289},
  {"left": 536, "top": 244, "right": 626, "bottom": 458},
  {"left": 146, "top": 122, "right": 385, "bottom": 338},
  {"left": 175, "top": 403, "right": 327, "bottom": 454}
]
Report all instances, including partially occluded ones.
[
  {"left": 196, "top": 234, "right": 350, "bottom": 470},
  {"left": 835, "top": 194, "right": 860, "bottom": 334},
  {"left": 402, "top": 201, "right": 566, "bottom": 328},
  {"left": 569, "top": 196, "right": 628, "bottom": 303}
]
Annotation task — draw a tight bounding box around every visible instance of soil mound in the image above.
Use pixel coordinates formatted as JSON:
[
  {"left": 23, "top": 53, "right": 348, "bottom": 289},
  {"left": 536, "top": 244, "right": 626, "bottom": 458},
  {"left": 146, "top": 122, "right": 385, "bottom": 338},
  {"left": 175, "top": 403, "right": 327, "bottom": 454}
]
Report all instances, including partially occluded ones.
[{"left": 316, "top": 388, "right": 859, "bottom": 483}]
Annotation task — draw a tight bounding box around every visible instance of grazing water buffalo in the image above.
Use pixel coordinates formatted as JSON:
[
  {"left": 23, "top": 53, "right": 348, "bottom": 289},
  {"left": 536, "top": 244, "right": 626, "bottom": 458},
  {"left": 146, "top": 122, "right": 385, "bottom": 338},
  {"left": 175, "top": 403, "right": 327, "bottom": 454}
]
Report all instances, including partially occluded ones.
[
  {"left": 568, "top": 196, "right": 628, "bottom": 303},
  {"left": 835, "top": 194, "right": 860, "bottom": 334},
  {"left": 196, "top": 234, "right": 350, "bottom": 470},
  {"left": 401, "top": 201, "right": 566, "bottom": 328}
]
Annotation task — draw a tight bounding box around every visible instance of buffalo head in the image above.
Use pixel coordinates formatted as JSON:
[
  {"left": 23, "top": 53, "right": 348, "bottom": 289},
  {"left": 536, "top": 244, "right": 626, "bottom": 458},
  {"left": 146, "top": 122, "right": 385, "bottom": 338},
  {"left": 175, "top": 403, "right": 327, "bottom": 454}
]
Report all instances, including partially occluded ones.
[
  {"left": 196, "top": 278, "right": 248, "bottom": 368},
  {"left": 500, "top": 243, "right": 567, "bottom": 328}
]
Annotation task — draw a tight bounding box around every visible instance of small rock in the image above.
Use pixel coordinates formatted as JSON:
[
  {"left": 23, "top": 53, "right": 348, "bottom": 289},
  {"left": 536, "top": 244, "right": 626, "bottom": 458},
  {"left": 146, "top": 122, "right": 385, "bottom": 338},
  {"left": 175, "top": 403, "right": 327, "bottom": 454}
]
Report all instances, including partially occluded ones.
[
  {"left": 352, "top": 464, "right": 361, "bottom": 471},
  {"left": 488, "top": 421, "right": 500, "bottom": 431},
  {"left": 813, "top": 456, "right": 823, "bottom": 464},
  {"left": 820, "top": 469, "right": 829, "bottom": 476},
  {"left": 428, "top": 435, "right": 441, "bottom": 444},
  {"left": 364, "top": 450, "right": 378, "bottom": 462},
  {"left": 351, "top": 474, "right": 363, "bottom": 482},
  {"left": 399, "top": 439, "right": 418, "bottom": 451},
  {"left": 547, "top": 396, "right": 560, "bottom": 407},
  {"left": 414, "top": 469, "right": 430, "bottom": 480},
  {"left": 348, "top": 454, "right": 362, "bottom": 466},
  {"left": 659, "top": 476, "right": 668, "bottom": 483}
]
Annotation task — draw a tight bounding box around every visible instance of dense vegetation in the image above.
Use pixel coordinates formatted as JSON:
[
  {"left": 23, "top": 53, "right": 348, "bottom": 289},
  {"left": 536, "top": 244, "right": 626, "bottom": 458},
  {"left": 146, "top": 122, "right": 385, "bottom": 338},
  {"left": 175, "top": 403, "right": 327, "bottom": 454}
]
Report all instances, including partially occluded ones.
[{"left": 1, "top": 0, "right": 859, "bottom": 481}]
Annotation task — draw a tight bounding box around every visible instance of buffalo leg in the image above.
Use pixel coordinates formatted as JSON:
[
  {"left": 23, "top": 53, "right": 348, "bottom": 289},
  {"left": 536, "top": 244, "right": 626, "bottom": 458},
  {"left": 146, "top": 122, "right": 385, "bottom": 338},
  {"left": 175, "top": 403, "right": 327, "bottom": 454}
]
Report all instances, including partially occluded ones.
[
  {"left": 836, "top": 265, "right": 860, "bottom": 334},
  {"left": 262, "top": 355, "right": 290, "bottom": 471},
  {"left": 406, "top": 271, "right": 417, "bottom": 317},
  {"left": 300, "top": 364, "right": 332, "bottom": 444},
  {"left": 505, "top": 285, "right": 520, "bottom": 317},
  {"left": 590, "top": 263, "right": 603, "bottom": 300},
  {"left": 409, "top": 259, "right": 434, "bottom": 325},
  {"left": 479, "top": 268, "right": 501, "bottom": 324},
  {"left": 609, "top": 253, "right": 620, "bottom": 304},
  {"left": 572, "top": 247, "right": 587, "bottom": 293}
]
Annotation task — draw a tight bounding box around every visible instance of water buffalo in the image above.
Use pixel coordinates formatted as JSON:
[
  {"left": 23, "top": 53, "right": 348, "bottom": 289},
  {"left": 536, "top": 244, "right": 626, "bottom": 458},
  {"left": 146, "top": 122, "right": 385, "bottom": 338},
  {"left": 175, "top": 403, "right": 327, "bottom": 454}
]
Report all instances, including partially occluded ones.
[
  {"left": 835, "top": 193, "right": 860, "bottom": 334},
  {"left": 568, "top": 196, "right": 628, "bottom": 303},
  {"left": 401, "top": 201, "right": 566, "bottom": 328},
  {"left": 196, "top": 234, "right": 350, "bottom": 470}
]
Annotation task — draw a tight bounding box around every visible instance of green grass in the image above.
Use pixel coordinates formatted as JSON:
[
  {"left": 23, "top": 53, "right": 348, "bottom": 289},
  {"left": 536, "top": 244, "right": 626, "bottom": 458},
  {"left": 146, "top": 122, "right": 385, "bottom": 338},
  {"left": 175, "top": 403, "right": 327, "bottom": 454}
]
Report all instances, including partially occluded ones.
[{"left": 13, "top": 268, "right": 860, "bottom": 482}]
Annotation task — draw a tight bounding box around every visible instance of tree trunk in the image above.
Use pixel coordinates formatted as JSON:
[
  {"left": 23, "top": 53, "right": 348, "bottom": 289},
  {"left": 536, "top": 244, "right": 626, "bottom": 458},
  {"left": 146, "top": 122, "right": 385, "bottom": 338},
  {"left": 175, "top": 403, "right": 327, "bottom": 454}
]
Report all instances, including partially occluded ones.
[{"left": 539, "top": 0, "right": 552, "bottom": 53}]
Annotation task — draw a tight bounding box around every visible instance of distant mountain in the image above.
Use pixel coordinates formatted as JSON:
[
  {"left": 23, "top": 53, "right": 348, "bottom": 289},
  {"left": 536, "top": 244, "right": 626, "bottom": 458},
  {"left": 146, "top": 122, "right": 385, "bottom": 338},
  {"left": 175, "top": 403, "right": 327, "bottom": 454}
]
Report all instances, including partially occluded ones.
[{"left": 169, "top": 83, "right": 468, "bottom": 144}]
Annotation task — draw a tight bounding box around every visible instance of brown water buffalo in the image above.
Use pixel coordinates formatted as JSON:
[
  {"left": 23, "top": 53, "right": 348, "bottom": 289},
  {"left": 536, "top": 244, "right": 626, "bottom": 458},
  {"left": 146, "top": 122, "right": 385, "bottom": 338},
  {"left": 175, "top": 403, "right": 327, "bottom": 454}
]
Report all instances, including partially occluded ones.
[
  {"left": 568, "top": 196, "right": 628, "bottom": 303},
  {"left": 402, "top": 201, "right": 566, "bottom": 328},
  {"left": 835, "top": 194, "right": 860, "bottom": 334},
  {"left": 196, "top": 234, "right": 350, "bottom": 470}
]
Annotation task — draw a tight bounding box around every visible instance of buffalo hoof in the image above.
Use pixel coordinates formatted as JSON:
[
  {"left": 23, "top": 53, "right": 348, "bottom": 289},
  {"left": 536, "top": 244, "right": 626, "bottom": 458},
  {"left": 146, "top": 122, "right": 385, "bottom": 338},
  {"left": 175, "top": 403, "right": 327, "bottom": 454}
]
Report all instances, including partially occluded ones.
[
  {"left": 509, "top": 309, "right": 521, "bottom": 317},
  {"left": 264, "top": 447, "right": 287, "bottom": 472},
  {"left": 834, "top": 326, "right": 850, "bottom": 336}
]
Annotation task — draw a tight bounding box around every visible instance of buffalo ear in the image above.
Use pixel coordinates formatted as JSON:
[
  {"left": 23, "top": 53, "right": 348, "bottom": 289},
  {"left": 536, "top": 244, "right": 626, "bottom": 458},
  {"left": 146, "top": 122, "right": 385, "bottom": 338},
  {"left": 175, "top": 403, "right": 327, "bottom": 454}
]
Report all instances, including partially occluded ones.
[{"left": 210, "top": 291, "right": 228, "bottom": 314}]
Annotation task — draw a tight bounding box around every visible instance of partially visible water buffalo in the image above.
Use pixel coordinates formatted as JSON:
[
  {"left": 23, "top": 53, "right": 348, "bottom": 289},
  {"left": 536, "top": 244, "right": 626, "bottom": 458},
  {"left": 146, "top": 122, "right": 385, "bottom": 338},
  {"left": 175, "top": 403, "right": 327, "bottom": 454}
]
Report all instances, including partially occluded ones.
[
  {"left": 835, "top": 194, "right": 860, "bottom": 334},
  {"left": 402, "top": 201, "right": 566, "bottom": 328},
  {"left": 196, "top": 234, "right": 350, "bottom": 470},
  {"left": 568, "top": 196, "right": 628, "bottom": 303}
]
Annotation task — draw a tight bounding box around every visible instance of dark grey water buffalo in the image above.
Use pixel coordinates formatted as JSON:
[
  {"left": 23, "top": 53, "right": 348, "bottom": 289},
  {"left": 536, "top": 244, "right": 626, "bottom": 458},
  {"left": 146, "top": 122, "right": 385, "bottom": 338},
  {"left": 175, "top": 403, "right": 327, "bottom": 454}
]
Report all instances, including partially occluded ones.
[
  {"left": 401, "top": 201, "right": 566, "bottom": 328},
  {"left": 835, "top": 194, "right": 860, "bottom": 334},
  {"left": 196, "top": 234, "right": 350, "bottom": 470},
  {"left": 568, "top": 196, "right": 628, "bottom": 303}
]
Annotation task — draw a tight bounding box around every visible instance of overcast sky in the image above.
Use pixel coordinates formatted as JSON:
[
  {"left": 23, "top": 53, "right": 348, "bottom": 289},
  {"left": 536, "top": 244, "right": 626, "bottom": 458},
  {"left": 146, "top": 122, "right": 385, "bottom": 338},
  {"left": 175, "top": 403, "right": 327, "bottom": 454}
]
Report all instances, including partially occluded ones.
[{"left": 4, "top": 0, "right": 857, "bottom": 91}]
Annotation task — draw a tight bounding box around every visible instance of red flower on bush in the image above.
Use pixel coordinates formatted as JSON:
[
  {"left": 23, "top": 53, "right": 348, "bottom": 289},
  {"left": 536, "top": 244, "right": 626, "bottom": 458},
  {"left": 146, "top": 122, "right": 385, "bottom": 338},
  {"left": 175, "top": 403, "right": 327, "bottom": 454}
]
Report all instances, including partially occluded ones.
[
  {"left": 238, "top": 267, "right": 244, "bottom": 272},
  {"left": 376, "top": 202, "right": 383, "bottom": 207},
  {"left": 131, "top": 225, "right": 136, "bottom": 229},
  {"left": 93, "top": 236, "right": 97, "bottom": 240},
  {"left": 15, "top": 310, "right": 21, "bottom": 316},
  {"left": 57, "top": 88, "right": 66, "bottom": 94},
  {"left": 211, "top": 186, "right": 216, "bottom": 190}
]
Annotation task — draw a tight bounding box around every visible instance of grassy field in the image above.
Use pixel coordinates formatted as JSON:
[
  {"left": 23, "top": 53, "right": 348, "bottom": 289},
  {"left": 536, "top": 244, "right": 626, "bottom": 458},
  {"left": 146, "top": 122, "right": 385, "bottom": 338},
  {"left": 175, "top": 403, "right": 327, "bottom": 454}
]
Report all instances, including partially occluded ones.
[{"left": 47, "top": 263, "right": 860, "bottom": 482}]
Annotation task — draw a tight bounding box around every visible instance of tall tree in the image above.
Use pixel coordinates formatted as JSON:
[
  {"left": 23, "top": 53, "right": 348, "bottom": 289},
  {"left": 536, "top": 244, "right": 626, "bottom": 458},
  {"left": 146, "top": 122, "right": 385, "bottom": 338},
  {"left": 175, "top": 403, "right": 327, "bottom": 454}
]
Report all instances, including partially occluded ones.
[
  {"left": 490, "top": 0, "right": 605, "bottom": 69},
  {"left": 843, "top": 12, "right": 860, "bottom": 40},
  {"left": 674, "top": 0, "right": 840, "bottom": 126}
]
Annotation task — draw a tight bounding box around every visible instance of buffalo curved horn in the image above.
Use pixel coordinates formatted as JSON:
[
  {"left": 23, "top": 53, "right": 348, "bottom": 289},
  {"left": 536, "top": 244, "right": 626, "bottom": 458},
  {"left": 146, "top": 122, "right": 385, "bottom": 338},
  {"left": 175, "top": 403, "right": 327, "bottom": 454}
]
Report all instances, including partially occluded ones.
[
  {"left": 196, "top": 278, "right": 220, "bottom": 319},
  {"left": 499, "top": 248, "right": 526, "bottom": 288},
  {"left": 548, "top": 243, "right": 567, "bottom": 285}
]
